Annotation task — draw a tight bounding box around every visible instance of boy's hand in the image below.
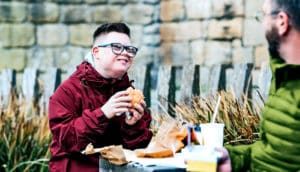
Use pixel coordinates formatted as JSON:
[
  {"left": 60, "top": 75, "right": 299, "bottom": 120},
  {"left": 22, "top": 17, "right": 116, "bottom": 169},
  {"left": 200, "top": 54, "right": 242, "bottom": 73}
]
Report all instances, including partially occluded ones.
[
  {"left": 101, "top": 91, "right": 132, "bottom": 119},
  {"left": 125, "top": 100, "right": 146, "bottom": 125}
]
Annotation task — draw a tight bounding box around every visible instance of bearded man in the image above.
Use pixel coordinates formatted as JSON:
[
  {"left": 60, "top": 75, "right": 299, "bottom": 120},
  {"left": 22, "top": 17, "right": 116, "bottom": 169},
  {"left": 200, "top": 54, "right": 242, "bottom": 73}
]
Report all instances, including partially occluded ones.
[{"left": 218, "top": 0, "right": 300, "bottom": 171}]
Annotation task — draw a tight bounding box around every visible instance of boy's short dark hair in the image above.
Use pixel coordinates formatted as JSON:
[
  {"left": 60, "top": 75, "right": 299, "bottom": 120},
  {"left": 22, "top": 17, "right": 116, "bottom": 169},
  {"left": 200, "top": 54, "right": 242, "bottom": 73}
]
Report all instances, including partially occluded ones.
[{"left": 93, "top": 23, "right": 131, "bottom": 42}]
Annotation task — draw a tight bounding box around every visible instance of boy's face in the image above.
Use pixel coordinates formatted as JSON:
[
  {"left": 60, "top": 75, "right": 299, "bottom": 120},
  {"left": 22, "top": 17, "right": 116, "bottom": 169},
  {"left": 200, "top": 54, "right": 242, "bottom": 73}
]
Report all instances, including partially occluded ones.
[{"left": 92, "top": 32, "right": 134, "bottom": 79}]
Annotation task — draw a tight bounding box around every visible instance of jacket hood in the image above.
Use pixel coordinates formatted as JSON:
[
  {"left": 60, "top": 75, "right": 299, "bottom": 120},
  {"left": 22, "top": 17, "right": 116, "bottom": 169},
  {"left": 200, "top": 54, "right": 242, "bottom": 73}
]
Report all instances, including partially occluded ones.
[
  {"left": 72, "top": 61, "right": 131, "bottom": 90},
  {"left": 84, "top": 51, "right": 95, "bottom": 67}
]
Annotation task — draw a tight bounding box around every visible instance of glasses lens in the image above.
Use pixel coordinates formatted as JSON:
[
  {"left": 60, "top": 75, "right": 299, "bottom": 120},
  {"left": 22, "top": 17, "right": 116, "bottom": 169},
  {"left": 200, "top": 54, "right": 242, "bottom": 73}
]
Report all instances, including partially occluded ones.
[
  {"left": 125, "top": 46, "right": 138, "bottom": 57},
  {"left": 111, "top": 43, "right": 123, "bottom": 54}
]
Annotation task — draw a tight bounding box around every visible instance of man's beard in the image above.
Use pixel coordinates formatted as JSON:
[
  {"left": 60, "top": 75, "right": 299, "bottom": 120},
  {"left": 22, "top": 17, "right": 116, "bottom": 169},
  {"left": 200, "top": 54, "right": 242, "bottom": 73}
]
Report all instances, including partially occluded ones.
[{"left": 266, "top": 26, "right": 281, "bottom": 59}]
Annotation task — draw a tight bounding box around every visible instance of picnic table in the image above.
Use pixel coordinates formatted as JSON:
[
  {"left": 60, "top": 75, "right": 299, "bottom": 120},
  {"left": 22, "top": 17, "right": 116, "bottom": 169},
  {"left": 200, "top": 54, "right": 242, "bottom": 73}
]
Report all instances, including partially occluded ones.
[
  {"left": 99, "top": 146, "right": 220, "bottom": 172},
  {"left": 99, "top": 149, "right": 187, "bottom": 172},
  {"left": 99, "top": 157, "right": 186, "bottom": 172}
]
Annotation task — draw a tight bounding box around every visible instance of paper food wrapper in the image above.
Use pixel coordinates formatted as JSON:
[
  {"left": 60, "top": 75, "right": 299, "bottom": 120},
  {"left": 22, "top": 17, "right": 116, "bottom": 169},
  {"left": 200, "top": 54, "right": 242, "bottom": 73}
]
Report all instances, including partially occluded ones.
[
  {"left": 135, "top": 119, "right": 187, "bottom": 158},
  {"left": 135, "top": 138, "right": 174, "bottom": 158},
  {"left": 83, "top": 143, "right": 128, "bottom": 165},
  {"left": 83, "top": 119, "right": 187, "bottom": 162}
]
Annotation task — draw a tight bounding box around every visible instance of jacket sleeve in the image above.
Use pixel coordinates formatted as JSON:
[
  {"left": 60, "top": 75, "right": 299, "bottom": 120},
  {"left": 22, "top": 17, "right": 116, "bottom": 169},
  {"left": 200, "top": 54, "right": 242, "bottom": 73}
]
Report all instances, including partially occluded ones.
[
  {"left": 48, "top": 84, "right": 110, "bottom": 153},
  {"left": 120, "top": 109, "right": 153, "bottom": 149},
  {"left": 225, "top": 143, "right": 252, "bottom": 172}
]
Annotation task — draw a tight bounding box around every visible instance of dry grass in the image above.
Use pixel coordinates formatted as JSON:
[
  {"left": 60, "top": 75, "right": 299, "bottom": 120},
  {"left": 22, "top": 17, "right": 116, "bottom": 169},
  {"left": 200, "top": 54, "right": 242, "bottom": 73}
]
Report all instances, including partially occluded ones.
[
  {"left": 0, "top": 90, "right": 50, "bottom": 172},
  {"left": 150, "top": 90, "right": 262, "bottom": 145}
]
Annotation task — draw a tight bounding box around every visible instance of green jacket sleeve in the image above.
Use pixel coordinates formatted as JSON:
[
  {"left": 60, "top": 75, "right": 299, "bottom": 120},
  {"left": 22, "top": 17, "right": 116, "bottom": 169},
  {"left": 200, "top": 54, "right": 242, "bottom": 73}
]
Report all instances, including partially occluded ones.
[{"left": 225, "top": 143, "right": 253, "bottom": 172}]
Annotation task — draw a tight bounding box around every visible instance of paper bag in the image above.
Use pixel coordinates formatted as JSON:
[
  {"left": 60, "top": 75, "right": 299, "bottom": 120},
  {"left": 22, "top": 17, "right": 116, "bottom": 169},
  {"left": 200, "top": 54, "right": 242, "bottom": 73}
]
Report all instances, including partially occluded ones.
[
  {"left": 135, "top": 119, "right": 187, "bottom": 158},
  {"left": 83, "top": 144, "right": 128, "bottom": 165},
  {"left": 99, "top": 145, "right": 128, "bottom": 165}
]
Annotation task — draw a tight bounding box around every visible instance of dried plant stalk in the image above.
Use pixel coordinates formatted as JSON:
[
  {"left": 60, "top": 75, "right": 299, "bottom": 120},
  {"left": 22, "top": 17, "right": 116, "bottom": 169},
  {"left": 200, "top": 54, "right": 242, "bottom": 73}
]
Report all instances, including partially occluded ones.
[
  {"left": 150, "top": 90, "right": 262, "bottom": 145},
  {"left": 0, "top": 89, "right": 50, "bottom": 172}
]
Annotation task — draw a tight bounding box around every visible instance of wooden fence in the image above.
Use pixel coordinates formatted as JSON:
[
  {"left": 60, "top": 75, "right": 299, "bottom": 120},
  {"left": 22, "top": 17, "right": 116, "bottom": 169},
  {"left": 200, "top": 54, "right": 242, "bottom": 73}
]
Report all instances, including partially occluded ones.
[{"left": 0, "top": 63, "right": 272, "bottom": 116}]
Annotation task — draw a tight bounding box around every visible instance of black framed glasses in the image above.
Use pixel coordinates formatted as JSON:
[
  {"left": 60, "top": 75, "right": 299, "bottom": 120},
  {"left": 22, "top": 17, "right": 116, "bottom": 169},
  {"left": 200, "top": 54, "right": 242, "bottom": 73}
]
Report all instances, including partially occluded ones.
[
  {"left": 255, "top": 10, "right": 281, "bottom": 22},
  {"left": 97, "top": 43, "right": 138, "bottom": 58}
]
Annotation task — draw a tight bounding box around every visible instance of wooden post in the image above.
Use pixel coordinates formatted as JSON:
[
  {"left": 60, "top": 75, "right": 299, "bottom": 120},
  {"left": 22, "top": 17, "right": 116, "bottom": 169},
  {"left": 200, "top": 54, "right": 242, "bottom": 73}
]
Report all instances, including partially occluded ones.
[
  {"left": 0, "top": 69, "right": 16, "bottom": 106},
  {"left": 199, "top": 64, "right": 221, "bottom": 98},
  {"left": 39, "top": 68, "right": 61, "bottom": 115},
  {"left": 128, "top": 65, "right": 146, "bottom": 91},
  {"left": 155, "top": 65, "right": 176, "bottom": 116},
  {"left": 143, "top": 64, "right": 152, "bottom": 107},
  {"left": 225, "top": 63, "right": 253, "bottom": 102},
  {"left": 21, "top": 68, "right": 38, "bottom": 118},
  {"left": 178, "top": 64, "right": 200, "bottom": 106},
  {"left": 251, "top": 62, "right": 272, "bottom": 117},
  {"left": 218, "top": 64, "right": 232, "bottom": 91},
  {"left": 257, "top": 62, "right": 272, "bottom": 102}
]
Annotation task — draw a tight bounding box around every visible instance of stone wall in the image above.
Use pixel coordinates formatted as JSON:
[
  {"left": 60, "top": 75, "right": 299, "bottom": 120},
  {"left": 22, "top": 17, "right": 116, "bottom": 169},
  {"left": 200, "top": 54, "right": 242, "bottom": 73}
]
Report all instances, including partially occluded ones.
[
  {"left": 160, "top": 0, "right": 268, "bottom": 67},
  {"left": 0, "top": 0, "right": 268, "bottom": 74}
]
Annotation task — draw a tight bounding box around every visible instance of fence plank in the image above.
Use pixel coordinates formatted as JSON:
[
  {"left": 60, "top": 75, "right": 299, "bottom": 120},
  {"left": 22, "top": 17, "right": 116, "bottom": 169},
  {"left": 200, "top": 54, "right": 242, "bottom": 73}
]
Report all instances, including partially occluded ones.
[
  {"left": 129, "top": 65, "right": 147, "bottom": 90},
  {"left": 39, "top": 68, "right": 61, "bottom": 114},
  {"left": 226, "top": 63, "right": 253, "bottom": 101},
  {"left": 257, "top": 62, "right": 272, "bottom": 102},
  {"left": 1, "top": 63, "right": 272, "bottom": 116},
  {"left": 143, "top": 65, "right": 152, "bottom": 107},
  {"left": 178, "top": 64, "right": 199, "bottom": 105},
  {"left": 252, "top": 69, "right": 264, "bottom": 115},
  {"left": 218, "top": 64, "right": 231, "bottom": 91},
  {"left": 199, "top": 64, "right": 221, "bottom": 98},
  {"left": 155, "top": 65, "right": 176, "bottom": 116},
  {"left": 0, "top": 69, "right": 16, "bottom": 105},
  {"left": 22, "top": 68, "right": 38, "bottom": 103}
]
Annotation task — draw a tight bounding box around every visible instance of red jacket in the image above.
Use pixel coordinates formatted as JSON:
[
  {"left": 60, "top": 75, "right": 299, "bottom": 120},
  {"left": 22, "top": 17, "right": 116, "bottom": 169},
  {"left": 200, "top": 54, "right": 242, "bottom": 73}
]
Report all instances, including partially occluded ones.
[{"left": 48, "top": 62, "right": 152, "bottom": 172}]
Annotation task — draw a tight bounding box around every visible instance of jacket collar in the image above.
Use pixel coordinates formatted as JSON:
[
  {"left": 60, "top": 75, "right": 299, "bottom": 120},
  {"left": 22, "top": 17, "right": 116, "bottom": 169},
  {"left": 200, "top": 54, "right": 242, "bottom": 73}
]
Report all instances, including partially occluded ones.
[
  {"left": 270, "top": 56, "right": 300, "bottom": 91},
  {"left": 74, "top": 61, "right": 131, "bottom": 90}
]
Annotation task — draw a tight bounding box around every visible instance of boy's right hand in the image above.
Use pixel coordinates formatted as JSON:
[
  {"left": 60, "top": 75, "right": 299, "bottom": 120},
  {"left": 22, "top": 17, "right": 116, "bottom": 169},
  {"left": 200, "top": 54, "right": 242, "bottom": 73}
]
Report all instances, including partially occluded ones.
[{"left": 101, "top": 91, "right": 132, "bottom": 119}]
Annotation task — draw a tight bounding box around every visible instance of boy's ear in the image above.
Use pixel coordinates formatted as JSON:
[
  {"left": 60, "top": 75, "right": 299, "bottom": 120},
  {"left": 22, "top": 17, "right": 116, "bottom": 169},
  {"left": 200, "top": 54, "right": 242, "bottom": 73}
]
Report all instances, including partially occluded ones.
[{"left": 92, "top": 47, "right": 100, "bottom": 60}]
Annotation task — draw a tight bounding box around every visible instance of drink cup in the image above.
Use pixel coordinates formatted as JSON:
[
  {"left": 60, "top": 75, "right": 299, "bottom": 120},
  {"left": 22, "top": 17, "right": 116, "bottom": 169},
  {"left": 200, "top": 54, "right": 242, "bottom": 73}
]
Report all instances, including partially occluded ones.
[{"left": 200, "top": 123, "right": 225, "bottom": 148}]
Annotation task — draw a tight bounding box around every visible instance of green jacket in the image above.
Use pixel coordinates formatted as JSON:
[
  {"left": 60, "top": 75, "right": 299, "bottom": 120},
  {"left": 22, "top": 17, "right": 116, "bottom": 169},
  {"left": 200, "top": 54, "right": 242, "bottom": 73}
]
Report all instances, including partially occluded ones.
[{"left": 226, "top": 57, "right": 300, "bottom": 172}]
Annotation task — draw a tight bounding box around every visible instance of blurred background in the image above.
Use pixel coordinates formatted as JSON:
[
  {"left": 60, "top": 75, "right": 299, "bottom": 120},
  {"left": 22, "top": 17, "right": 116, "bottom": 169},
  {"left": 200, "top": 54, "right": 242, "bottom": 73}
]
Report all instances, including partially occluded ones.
[
  {"left": 0, "top": 1, "right": 268, "bottom": 171},
  {"left": 0, "top": 0, "right": 267, "bottom": 82}
]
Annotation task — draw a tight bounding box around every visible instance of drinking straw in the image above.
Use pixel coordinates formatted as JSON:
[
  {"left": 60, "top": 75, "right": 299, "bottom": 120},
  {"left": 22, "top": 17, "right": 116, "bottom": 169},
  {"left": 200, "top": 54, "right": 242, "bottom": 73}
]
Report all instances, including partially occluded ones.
[{"left": 211, "top": 95, "right": 221, "bottom": 123}]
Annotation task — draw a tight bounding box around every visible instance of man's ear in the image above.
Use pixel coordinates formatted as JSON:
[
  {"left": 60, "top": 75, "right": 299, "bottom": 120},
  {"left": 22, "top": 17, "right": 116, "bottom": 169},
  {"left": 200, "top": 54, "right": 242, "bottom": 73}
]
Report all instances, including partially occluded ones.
[
  {"left": 92, "top": 47, "right": 100, "bottom": 60},
  {"left": 277, "top": 11, "right": 290, "bottom": 36}
]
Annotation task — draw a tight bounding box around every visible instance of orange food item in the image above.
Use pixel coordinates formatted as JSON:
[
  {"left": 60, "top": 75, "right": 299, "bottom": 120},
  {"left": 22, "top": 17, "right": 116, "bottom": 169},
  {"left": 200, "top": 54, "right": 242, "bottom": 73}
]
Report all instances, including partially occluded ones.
[
  {"left": 127, "top": 87, "right": 144, "bottom": 107},
  {"left": 135, "top": 140, "right": 174, "bottom": 158}
]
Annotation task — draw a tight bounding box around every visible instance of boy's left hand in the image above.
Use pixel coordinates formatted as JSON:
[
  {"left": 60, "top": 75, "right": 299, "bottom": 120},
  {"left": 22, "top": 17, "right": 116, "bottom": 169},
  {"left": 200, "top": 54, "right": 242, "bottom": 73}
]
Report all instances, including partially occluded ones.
[{"left": 125, "top": 100, "right": 146, "bottom": 125}]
